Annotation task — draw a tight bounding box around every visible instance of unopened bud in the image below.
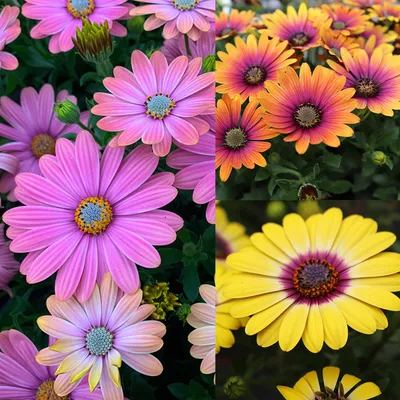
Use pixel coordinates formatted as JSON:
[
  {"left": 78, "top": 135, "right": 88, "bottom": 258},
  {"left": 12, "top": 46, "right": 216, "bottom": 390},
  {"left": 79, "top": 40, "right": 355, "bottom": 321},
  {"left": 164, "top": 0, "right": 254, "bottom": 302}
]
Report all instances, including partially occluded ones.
[{"left": 54, "top": 99, "right": 81, "bottom": 125}]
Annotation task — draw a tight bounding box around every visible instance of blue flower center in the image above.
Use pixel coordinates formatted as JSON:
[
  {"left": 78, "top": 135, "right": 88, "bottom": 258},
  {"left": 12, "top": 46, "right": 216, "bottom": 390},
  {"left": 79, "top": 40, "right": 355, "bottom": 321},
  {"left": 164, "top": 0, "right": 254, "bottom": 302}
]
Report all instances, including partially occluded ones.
[
  {"left": 68, "top": 0, "right": 95, "bottom": 17},
  {"left": 86, "top": 327, "right": 113, "bottom": 356},
  {"left": 75, "top": 197, "right": 113, "bottom": 235},
  {"left": 145, "top": 93, "right": 176, "bottom": 119},
  {"left": 172, "top": 0, "right": 199, "bottom": 10}
]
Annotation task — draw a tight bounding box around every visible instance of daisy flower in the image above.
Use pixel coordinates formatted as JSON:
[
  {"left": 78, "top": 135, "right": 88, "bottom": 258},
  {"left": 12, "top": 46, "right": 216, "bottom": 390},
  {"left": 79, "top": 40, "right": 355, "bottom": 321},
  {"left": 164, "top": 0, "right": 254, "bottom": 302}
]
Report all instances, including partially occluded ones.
[
  {"left": 166, "top": 116, "right": 215, "bottom": 224},
  {"left": 0, "top": 84, "right": 88, "bottom": 201},
  {"left": 321, "top": 4, "right": 369, "bottom": 36},
  {"left": 0, "top": 6, "right": 21, "bottom": 71},
  {"left": 216, "top": 9, "right": 255, "bottom": 40},
  {"left": 187, "top": 284, "right": 215, "bottom": 377},
  {"left": 161, "top": 31, "right": 215, "bottom": 63},
  {"left": 224, "top": 207, "right": 400, "bottom": 353},
  {"left": 22, "top": 0, "right": 133, "bottom": 53},
  {"left": 327, "top": 47, "right": 400, "bottom": 116},
  {"left": 216, "top": 33, "right": 296, "bottom": 103},
  {"left": 130, "top": 0, "right": 214, "bottom": 41},
  {"left": 36, "top": 273, "right": 165, "bottom": 399},
  {"left": 0, "top": 329, "right": 103, "bottom": 399},
  {"left": 278, "top": 366, "right": 381, "bottom": 400},
  {"left": 92, "top": 50, "right": 214, "bottom": 156},
  {"left": 369, "top": 3, "right": 400, "bottom": 22},
  {"left": 319, "top": 30, "right": 360, "bottom": 61},
  {"left": 3, "top": 130, "right": 183, "bottom": 302},
  {"left": 258, "top": 64, "right": 360, "bottom": 154},
  {"left": 0, "top": 224, "right": 19, "bottom": 296},
  {"left": 261, "top": 4, "right": 323, "bottom": 52},
  {"left": 356, "top": 35, "right": 394, "bottom": 56},
  {"left": 357, "top": 21, "right": 397, "bottom": 47},
  {"left": 216, "top": 95, "right": 273, "bottom": 182},
  {"left": 344, "top": 0, "right": 393, "bottom": 7}
]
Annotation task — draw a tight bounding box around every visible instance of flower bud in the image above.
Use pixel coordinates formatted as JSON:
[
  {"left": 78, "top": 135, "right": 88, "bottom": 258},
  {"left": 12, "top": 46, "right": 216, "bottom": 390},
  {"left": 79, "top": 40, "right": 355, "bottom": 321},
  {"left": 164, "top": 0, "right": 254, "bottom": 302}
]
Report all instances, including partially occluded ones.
[
  {"left": 203, "top": 54, "right": 216, "bottom": 72},
  {"left": 177, "top": 303, "right": 191, "bottom": 325},
  {"left": 224, "top": 376, "right": 246, "bottom": 399},
  {"left": 266, "top": 201, "right": 286, "bottom": 219},
  {"left": 268, "top": 152, "right": 281, "bottom": 164},
  {"left": 54, "top": 99, "right": 81, "bottom": 125},
  {"left": 128, "top": 16, "right": 145, "bottom": 36},
  {"left": 371, "top": 151, "right": 386, "bottom": 166},
  {"left": 298, "top": 183, "right": 319, "bottom": 201}
]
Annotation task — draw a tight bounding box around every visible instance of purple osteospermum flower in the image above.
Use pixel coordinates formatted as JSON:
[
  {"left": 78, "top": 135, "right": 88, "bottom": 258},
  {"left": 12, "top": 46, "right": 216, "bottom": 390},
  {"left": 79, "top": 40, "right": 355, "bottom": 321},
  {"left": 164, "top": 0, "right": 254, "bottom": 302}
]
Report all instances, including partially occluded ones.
[
  {"left": 0, "top": 224, "right": 19, "bottom": 296},
  {"left": 22, "top": 0, "right": 134, "bottom": 53},
  {"left": 3, "top": 130, "right": 183, "bottom": 302},
  {"left": 167, "top": 115, "right": 215, "bottom": 224},
  {"left": 92, "top": 50, "right": 214, "bottom": 157},
  {"left": 0, "top": 6, "right": 21, "bottom": 71},
  {"left": 0, "top": 329, "right": 103, "bottom": 399},
  {"left": 0, "top": 84, "right": 88, "bottom": 201},
  {"left": 130, "top": 0, "right": 214, "bottom": 41},
  {"left": 161, "top": 30, "right": 215, "bottom": 63}
]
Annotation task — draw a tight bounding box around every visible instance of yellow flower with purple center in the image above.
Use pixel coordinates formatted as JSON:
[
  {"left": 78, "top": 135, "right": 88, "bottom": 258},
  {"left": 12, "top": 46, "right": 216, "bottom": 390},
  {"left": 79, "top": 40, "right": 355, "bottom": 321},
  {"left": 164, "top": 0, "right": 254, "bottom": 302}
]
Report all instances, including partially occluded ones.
[
  {"left": 278, "top": 366, "right": 381, "bottom": 400},
  {"left": 369, "top": 2, "right": 400, "bottom": 22},
  {"left": 216, "top": 95, "right": 274, "bottom": 182},
  {"left": 261, "top": 4, "right": 323, "bottom": 52},
  {"left": 216, "top": 9, "right": 255, "bottom": 40},
  {"left": 216, "top": 33, "right": 296, "bottom": 102},
  {"left": 319, "top": 29, "right": 361, "bottom": 61},
  {"left": 357, "top": 21, "right": 397, "bottom": 47},
  {"left": 36, "top": 273, "right": 166, "bottom": 400},
  {"left": 321, "top": 4, "right": 369, "bottom": 37},
  {"left": 258, "top": 64, "right": 360, "bottom": 154},
  {"left": 327, "top": 47, "right": 400, "bottom": 116},
  {"left": 224, "top": 207, "right": 400, "bottom": 352}
]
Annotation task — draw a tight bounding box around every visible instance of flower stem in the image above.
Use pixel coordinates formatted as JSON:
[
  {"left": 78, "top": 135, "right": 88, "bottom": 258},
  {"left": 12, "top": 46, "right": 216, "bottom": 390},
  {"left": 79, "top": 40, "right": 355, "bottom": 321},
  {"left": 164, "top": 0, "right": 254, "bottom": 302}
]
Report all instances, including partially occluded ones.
[
  {"left": 96, "top": 58, "right": 114, "bottom": 78},
  {"left": 184, "top": 34, "right": 192, "bottom": 57}
]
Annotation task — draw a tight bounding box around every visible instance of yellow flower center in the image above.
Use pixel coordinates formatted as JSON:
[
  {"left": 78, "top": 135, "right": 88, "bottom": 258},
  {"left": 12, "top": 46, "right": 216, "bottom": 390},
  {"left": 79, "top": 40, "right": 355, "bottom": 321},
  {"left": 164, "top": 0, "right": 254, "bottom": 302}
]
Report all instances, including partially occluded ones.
[
  {"left": 75, "top": 197, "right": 113, "bottom": 235},
  {"left": 290, "top": 32, "right": 310, "bottom": 46},
  {"left": 31, "top": 134, "right": 56, "bottom": 159},
  {"left": 224, "top": 127, "right": 247, "bottom": 149},
  {"left": 145, "top": 93, "right": 176, "bottom": 119},
  {"left": 244, "top": 65, "right": 266, "bottom": 85},
  {"left": 67, "top": 0, "right": 95, "bottom": 18},
  {"left": 293, "top": 259, "right": 339, "bottom": 298},
  {"left": 294, "top": 103, "right": 321, "bottom": 128},
  {"left": 355, "top": 77, "right": 379, "bottom": 98},
  {"left": 36, "top": 380, "right": 70, "bottom": 400}
]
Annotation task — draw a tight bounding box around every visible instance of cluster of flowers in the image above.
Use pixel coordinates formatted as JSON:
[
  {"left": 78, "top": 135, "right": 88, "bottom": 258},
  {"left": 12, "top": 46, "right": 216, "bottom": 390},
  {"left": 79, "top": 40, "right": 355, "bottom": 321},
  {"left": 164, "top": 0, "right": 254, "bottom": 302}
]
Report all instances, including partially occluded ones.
[
  {"left": 215, "top": 0, "right": 400, "bottom": 181},
  {"left": 216, "top": 203, "right": 400, "bottom": 399},
  {"left": 0, "top": 0, "right": 216, "bottom": 398}
]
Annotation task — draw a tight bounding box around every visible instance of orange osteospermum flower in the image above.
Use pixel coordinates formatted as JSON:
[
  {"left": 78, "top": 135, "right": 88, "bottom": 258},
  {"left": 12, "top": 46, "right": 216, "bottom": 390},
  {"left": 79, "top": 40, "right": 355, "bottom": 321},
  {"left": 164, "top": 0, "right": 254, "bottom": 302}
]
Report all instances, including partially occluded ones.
[
  {"left": 369, "top": 3, "right": 400, "bottom": 22},
  {"left": 357, "top": 21, "right": 397, "bottom": 46},
  {"left": 356, "top": 35, "right": 394, "bottom": 56},
  {"left": 216, "top": 95, "right": 273, "bottom": 182},
  {"left": 216, "top": 32, "right": 296, "bottom": 103},
  {"left": 319, "top": 29, "right": 361, "bottom": 60},
  {"left": 344, "top": 0, "right": 394, "bottom": 8},
  {"left": 258, "top": 64, "right": 360, "bottom": 154},
  {"left": 216, "top": 9, "right": 255, "bottom": 40}
]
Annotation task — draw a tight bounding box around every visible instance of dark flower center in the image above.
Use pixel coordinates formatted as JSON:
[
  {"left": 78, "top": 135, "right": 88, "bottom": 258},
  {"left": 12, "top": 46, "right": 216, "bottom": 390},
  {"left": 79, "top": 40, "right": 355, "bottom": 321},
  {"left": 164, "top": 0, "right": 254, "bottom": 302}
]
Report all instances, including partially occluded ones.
[
  {"left": 315, "top": 383, "right": 345, "bottom": 400},
  {"left": 75, "top": 197, "right": 113, "bottom": 235},
  {"left": 293, "top": 259, "right": 339, "bottom": 298},
  {"left": 244, "top": 65, "right": 266, "bottom": 85},
  {"left": 298, "top": 184, "right": 319, "bottom": 200},
  {"left": 31, "top": 134, "right": 56, "bottom": 159},
  {"left": 225, "top": 127, "right": 247, "bottom": 149},
  {"left": 36, "top": 380, "right": 70, "bottom": 400},
  {"left": 355, "top": 78, "right": 379, "bottom": 98},
  {"left": 216, "top": 233, "right": 232, "bottom": 259},
  {"left": 333, "top": 21, "right": 346, "bottom": 30},
  {"left": 290, "top": 32, "right": 310, "bottom": 46},
  {"left": 294, "top": 103, "right": 322, "bottom": 128},
  {"left": 67, "top": 0, "right": 95, "bottom": 18},
  {"left": 221, "top": 28, "right": 234, "bottom": 37}
]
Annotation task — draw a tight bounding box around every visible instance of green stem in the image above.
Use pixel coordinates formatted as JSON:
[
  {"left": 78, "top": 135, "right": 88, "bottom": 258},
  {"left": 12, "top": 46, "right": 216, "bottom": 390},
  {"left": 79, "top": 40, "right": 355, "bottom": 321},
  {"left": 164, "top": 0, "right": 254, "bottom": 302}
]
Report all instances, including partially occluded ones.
[
  {"left": 77, "top": 121, "right": 92, "bottom": 133},
  {"left": 184, "top": 34, "right": 192, "bottom": 57},
  {"left": 95, "top": 58, "right": 114, "bottom": 78}
]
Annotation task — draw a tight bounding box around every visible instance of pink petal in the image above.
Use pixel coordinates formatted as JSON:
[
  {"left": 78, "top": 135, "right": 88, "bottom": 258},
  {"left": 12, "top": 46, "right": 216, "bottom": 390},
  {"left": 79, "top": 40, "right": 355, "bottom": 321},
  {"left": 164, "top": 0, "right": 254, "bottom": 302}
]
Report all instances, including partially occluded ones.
[
  {"left": 82, "top": 283, "right": 101, "bottom": 327},
  {"left": 99, "top": 145, "right": 124, "bottom": 195},
  {"left": 114, "top": 335, "right": 163, "bottom": 354},
  {"left": 37, "top": 316, "right": 85, "bottom": 338},
  {"left": 164, "top": 115, "right": 199, "bottom": 145},
  {"left": 131, "top": 50, "right": 157, "bottom": 95},
  {"left": 107, "top": 290, "right": 142, "bottom": 331},
  {"left": 120, "top": 353, "right": 163, "bottom": 376},
  {"left": 100, "top": 272, "right": 118, "bottom": 326}
]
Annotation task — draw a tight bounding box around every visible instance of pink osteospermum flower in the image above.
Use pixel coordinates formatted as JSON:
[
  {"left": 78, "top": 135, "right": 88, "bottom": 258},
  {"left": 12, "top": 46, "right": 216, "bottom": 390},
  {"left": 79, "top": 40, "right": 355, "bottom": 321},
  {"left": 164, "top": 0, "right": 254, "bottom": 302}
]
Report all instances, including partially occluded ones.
[
  {"left": 22, "top": 0, "right": 133, "bottom": 54},
  {"left": 167, "top": 116, "right": 215, "bottom": 224},
  {"left": 187, "top": 284, "right": 215, "bottom": 377},
  {"left": 36, "top": 272, "right": 166, "bottom": 400},
  {"left": 0, "top": 224, "right": 19, "bottom": 296},
  {"left": 92, "top": 50, "right": 214, "bottom": 157},
  {"left": 0, "top": 329, "right": 104, "bottom": 399},
  {"left": 130, "top": 0, "right": 214, "bottom": 41},
  {"left": 0, "top": 84, "right": 88, "bottom": 202},
  {"left": 161, "top": 30, "right": 215, "bottom": 63},
  {"left": 3, "top": 130, "right": 183, "bottom": 302},
  {"left": 0, "top": 6, "right": 21, "bottom": 71}
]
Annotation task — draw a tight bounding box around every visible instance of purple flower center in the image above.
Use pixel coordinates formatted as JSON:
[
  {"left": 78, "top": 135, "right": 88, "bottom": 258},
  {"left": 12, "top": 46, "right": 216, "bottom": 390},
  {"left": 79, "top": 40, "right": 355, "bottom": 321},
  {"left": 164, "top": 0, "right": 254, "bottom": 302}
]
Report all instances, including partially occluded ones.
[
  {"left": 294, "top": 103, "right": 322, "bottom": 129},
  {"left": 224, "top": 127, "right": 247, "bottom": 149},
  {"left": 31, "top": 134, "right": 56, "bottom": 159},
  {"left": 290, "top": 32, "right": 310, "bottom": 47},
  {"left": 36, "top": 380, "right": 70, "bottom": 400},
  {"left": 355, "top": 77, "right": 379, "bottom": 98},
  {"left": 172, "top": 0, "right": 199, "bottom": 11},
  {"left": 86, "top": 327, "right": 113, "bottom": 356},
  {"left": 216, "top": 232, "right": 232, "bottom": 259},
  {"left": 145, "top": 93, "right": 176, "bottom": 119},
  {"left": 68, "top": 0, "right": 95, "bottom": 18},
  {"left": 244, "top": 65, "right": 266, "bottom": 85},
  {"left": 75, "top": 197, "right": 113, "bottom": 235}
]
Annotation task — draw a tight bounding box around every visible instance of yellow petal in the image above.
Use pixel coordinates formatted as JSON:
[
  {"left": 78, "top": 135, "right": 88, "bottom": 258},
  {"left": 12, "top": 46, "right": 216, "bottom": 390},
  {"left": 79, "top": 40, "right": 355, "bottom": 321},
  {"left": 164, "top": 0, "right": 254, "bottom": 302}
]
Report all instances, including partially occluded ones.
[
  {"left": 316, "top": 208, "right": 343, "bottom": 254},
  {"left": 305, "top": 214, "right": 322, "bottom": 253},
  {"left": 303, "top": 370, "right": 320, "bottom": 392},
  {"left": 216, "top": 207, "right": 228, "bottom": 230},
  {"left": 368, "top": 305, "right": 388, "bottom": 330},
  {"left": 347, "top": 252, "right": 400, "bottom": 278},
  {"left": 302, "top": 302, "right": 324, "bottom": 353},
  {"left": 319, "top": 301, "right": 348, "bottom": 350},
  {"left": 250, "top": 232, "right": 291, "bottom": 264},
  {"left": 277, "top": 386, "right": 308, "bottom": 400},
  {"left": 246, "top": 296, "right": 295, "bottom": 335},
  {"left": 49, "top": 338, "right": 85, "bottom": 353},
  {"left": 279, "top": 302, "right": 309, "bottom": 352},
  {"left": 347, "top": 382, "right": 381, "bottom": 400},
  {"left": 323, "top": 366, "right": 340, "bottom": 392},
  {"left": 89, "top": 357, "right": 103, "bottom": 392},
  {"left": 216, "top": 325, "right": 235, "bottom": 349},
  {"left": 216, "top": 312, "right": 241, "bottom": 330},
  {"left": 345, "top": 286, "right": 400, "bottom": 311},
  {"left": 334, "top": 295, "right": 376, "bottom": 334},
  {"left": 294, "top": 377, "right": 315, "bottom": 398},
  {"left": 70, "top": 357, "right": 95, "bottom": 383},
  {"left": 261, "top": 223, "right": 298, "bottom": 260},
  {"left": 256, "top": 307, "right": 290, "bottom": 348},
  {"left": 56, "top": 350, "right": 87, "bottom": 375},
  {"left": 351, "top": 274, "right": 400, "bottom": 292},
  {"left": 283, "top": 213, "right": 310, "bottom": 256},
  {"left": 340, "top": 374, "right": 361, "bottom": 394}
]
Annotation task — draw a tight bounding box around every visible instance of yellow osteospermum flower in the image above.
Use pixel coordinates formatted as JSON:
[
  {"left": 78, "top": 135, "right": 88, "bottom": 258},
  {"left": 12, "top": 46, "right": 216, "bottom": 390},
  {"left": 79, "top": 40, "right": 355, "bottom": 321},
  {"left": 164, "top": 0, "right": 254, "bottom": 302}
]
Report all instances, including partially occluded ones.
[
  {"left": 224, "top": 207, "right": 400, "bottom": 353},
  {"left": 278, "top": 366, "right": 381, "bottom": 400}
]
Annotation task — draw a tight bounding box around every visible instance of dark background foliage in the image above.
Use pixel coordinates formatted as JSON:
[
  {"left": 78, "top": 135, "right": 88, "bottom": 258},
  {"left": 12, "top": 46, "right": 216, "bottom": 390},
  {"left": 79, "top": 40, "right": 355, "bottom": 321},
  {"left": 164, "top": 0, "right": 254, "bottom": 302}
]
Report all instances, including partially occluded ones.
[
  {"left": 217, "top": 200, "right": 400, "bottom": 400},
  {"left": 0, "top": 3, "right": 215, "bottom": 399}
]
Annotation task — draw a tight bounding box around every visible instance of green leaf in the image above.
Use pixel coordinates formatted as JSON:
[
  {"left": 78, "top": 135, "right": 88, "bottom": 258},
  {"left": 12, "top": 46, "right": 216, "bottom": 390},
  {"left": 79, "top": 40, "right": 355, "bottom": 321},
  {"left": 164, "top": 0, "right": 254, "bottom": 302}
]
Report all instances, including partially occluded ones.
[
  {"left": 254, "top": 168, "right": 270, "bottom": 182},
  {"left": 80, "top": 71, "right": 101, "bottom": 86},
  {"left": 266, "top": 165, "right": 302, "bottom": 178},
  {"left": 318, "top": 180, "right": 352, "bottom": 194},
  {"left": 373, "top": 187, "right": 397, "bottom": 200},
  {"left": 183, "top": 264, "right": 200, "bottom": 302},
  {"left": 320, "top": 152, "right": 342, "bottom": 169},
  {"left": 159, "top": 248, "right": 182, "bottom": 266},
  {"left": 178, "top": 229, "right": 191, "bottom": 244},
  {"left": 168, "top": 383, "right": 190, "bottom": 399},
  {"left": 386, "top": 157, "right": 394, "bottom": 170}
]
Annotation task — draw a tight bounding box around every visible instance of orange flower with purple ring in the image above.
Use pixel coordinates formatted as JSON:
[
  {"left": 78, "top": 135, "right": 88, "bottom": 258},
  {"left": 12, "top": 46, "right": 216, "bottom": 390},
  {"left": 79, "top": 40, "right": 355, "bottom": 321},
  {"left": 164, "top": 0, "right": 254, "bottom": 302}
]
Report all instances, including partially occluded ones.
[
  {"left": 356, "top": 35, "right": 395, "bottom": 56},
  {"left": 369, "top": 3, "right": 400, "bottom": 22},
  {"left": 258, "top": 63, "right": 360, "bottom": 154},
  {"left": 357, "top": 21, "right": 397, "bottom": 46},
  {"left": 216, "top": 95, "right": 273, "bottom": 182},
  {"left": 319, "top": 29, "right": 360, "bottom": 61},
  {"left": 344, "top": 0, "right": 394, "bottom": 8},
  {"left": 216, "top": 9, "right": 255, "bottom": 40}
]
